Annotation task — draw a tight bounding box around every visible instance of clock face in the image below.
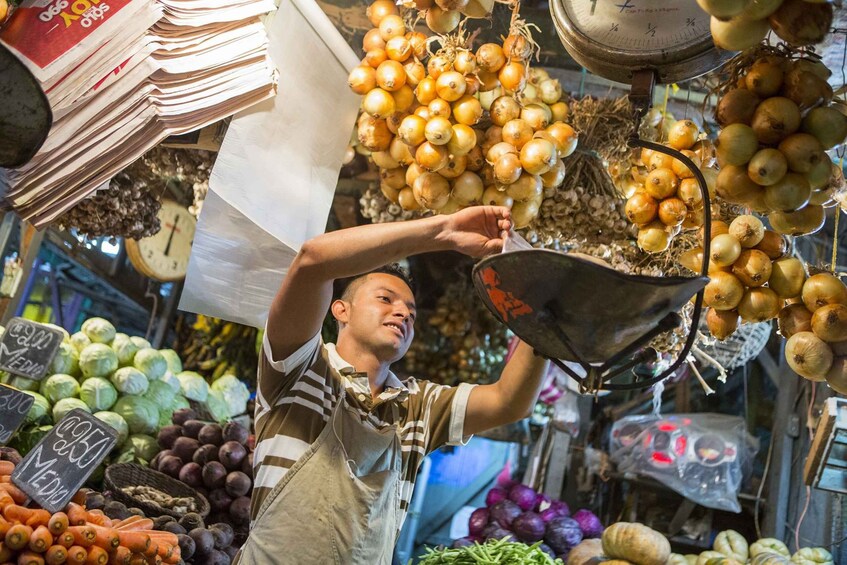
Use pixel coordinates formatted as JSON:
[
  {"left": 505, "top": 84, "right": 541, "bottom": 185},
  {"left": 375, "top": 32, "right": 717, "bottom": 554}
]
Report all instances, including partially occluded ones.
[{"left": 127, "top": 201, "right": 196, "bottom": 282}]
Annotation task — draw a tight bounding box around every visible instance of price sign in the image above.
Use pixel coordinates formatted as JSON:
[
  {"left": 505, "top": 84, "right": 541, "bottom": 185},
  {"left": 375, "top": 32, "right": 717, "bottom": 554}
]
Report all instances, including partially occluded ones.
[
  {"left": 0, "top": 384, "right": 33, "bottom": 446},
  {"left": 12, "top": 409, "right": 118, "bottom": 513},
  {"left": 0, "top": 318, "right": 65, "bottom": 381}
]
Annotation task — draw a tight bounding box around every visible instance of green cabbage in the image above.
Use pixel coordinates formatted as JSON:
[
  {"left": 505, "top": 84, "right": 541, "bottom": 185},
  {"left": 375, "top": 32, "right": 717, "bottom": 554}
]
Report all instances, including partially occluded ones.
[
  {"left": 94, "top": 411, "right": 129, "bottom": 446},
  {"left": 112, "top": 338, "right": 139, "bottom": 367},
  {"left": 143, "top": 380, "right": 174, "bottom": 409},
  {"left": 39, "top": 374, "right": 80, "bottom": 405},
  {"left": 49, "top": 343, "right": 79, "bottom": 376},
  {"left": 211, "top": 375, "right": 250, "bottom": 417},
  {"left": 112, "top": 333, "right": 129, "bottom": 345},
  {"left": 79, "top": 344, "right": 118, "bottom": 379},
  {"left": 204, "top": 389, "right": 230, "bottom": 423},
  {"left": 134, "top": 349, "right": 167, "bottom": 381},
  {"left": 159, "top": 349, "right": 183, "bottom": 375},
  {"left": 10, "top": 424, "right": 52, "bottom": 456},
  {"left": 9, "top": 376, "right": 40, "bottom": 392},
  {"left": 130, "top": 336, "right": 151, "bottom": 350},
  {"left": 110, "top": 367, "right": 149, "bottom": 396},
  {"left": 81, "top": 317, "right": 116, "bottom": 344},
  {"left": 112, "top": 396, "right": 159, "bottom": 435},
  {"left": 52, "top": 398, "right": 90, "bottom": 422},
  {"left": 79, "top": 377, "right": 118, "bottom": 411},
  {"left": 176, "top": 371, "right": 209, "bottom": 402},
  {"left": 160, "top": 372, "right": 181, "bottom": 394},
  {"left": 172, "top": 395, "right": 190, "bottom": 411},
  {"left": 70, "top": 332, "right": 91, "bottom": 353},
  {"left": 23, "top": 392, "right": 51, "bottom": 425},
  {"left": 127, "top": 434, "right": 159, "bottom": 462}
]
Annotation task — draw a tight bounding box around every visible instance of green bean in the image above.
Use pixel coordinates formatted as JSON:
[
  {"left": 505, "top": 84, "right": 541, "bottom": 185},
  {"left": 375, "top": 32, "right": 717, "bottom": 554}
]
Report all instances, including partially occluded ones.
[{"left": 415, "top": 539, "right": 564, "bottom": 565}]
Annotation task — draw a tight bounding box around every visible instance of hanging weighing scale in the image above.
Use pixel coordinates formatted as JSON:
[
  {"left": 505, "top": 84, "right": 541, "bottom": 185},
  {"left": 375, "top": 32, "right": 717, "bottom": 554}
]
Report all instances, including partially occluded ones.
[{"left": 472, "top": 0, "right": 727, "bottom": 392}]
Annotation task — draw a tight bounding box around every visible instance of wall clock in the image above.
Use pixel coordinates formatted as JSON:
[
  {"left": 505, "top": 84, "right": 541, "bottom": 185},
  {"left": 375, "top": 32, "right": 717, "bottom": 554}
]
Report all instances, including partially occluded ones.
[{"left": 125, "top": 200, "right": 196, "bottom": 282}]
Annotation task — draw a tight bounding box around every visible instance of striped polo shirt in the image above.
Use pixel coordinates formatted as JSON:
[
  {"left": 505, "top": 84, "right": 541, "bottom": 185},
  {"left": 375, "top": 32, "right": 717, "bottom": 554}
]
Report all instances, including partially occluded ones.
[{"left": 251, "top": 332, "right": 476, "bottom": 532}]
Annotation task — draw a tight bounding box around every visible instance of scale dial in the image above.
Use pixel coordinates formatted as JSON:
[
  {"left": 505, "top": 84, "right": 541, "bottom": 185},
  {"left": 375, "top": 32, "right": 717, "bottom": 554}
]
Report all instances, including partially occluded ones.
[
  {"left": 550, "top": 0, "right": 725, "bottom": 84},
  {"left": 125, "top": 200, "right": 196, "bottom": 282}
]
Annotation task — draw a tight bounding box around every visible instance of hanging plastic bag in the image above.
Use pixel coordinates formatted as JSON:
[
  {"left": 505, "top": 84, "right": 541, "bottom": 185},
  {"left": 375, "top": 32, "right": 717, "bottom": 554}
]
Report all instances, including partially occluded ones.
[{"left": 501, "top": 228, "right": 534, "bottom": 253}]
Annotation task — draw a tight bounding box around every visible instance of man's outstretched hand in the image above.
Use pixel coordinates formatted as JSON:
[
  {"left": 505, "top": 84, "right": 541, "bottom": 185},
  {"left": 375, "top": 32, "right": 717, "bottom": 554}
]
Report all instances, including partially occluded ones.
[{"left": 445, "top": 206, "right": 512, "bottom": 257}]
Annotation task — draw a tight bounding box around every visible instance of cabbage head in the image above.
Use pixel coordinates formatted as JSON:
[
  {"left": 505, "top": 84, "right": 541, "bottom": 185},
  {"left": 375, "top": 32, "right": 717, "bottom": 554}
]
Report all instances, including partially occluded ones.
[
  {"left": 23, "top": 392, "right": 51, "bottom": 425},
  {"left": 113, "top": 338, "right": 139, "bottom": 367},
  {"left": 79, "top": 344, "right": 118, "bottom": 379},
  {"left": 94, "top": 411, "right": 129, "bottom": 446},
  {"left": 110, "top": 367, "right": 149, "bottom": 396},
  {"left": 112, "top": 396, "right": 159, "bottom": 435},
  {"left": 130, "top": 336, "right": 152, "bottom": 350},
  {"left": 134, "top": 349, "right": 167, "bottom": 381},
  {"left": 172, "top": 395, "right": 190, "bottom": 412},
  {"left": 9, "top": 376, "right": 40, "bottom": 392},
  {"left": 127, "top": 434, "right": 159, "bottom": 462},
  {"left": 49, "top": 343, "right": 79, "bottom": 376},
  {"left": 81, "top": 318, "right": 116, "bottom": 344},
  {"left": 143, "top": 380, "right": 174, "bottom": 409},
  {"left": 177, "top": 371, "right": 209, "bottom": 402},
  {"left": 70, "top": 332, "right": 91, "bottom": 353},
  {"left": 43, "top": 323, "right": 70, "bottom": 343},
  {"left": 80, "top": 377, "right": 117, "bottom": 411},
  {"left": 211, "top": 375, "right": 250, "bottom": 417},
  {"left": 52, "top": 398, "right": 90, "bottom": 422},
  {"left": 39, "top": 374, "right": 80, "bottom": 405},
  {"left": 112, "top": 333, "right": 129, "bottom": 345},
  {"left": 204, "top": 389, "right": 230, "bottom": 423},
  {"left": 159, "top": 349, "right": 183, "bottom": 375},
  {"left": 160, "top": 371, "right": 181, "bottom": 394}
]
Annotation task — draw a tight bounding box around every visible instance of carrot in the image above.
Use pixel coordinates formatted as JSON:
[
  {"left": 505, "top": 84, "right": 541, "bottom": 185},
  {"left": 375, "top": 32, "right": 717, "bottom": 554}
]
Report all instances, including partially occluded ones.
[
  {"left": 112, "top": 520, "right": 151, "bottom": 534},
  {"left": 114, "top": 533, "right": 148, "bottom": 554},
  {"left": 0, "top": 516, "right": 12, "bottom": 538},
  {"left": 5, "top": 524, "right": 32, "bottom": 551},
  {"left": 86, "top": 526, "right": 118, "bottom": 552},
  {"left": 56, "top": 532, "right": 74, "bottom": 549},
  {"left": 63, "top": 506, "right": 86, "bottom": 528},
  {"left": 0, "top": 543, "right": 12, "bottom": 562},
  {"left": 84, "top": 513, "right": 109, "bottom": 529},
  {"left": 107, "top": 546, "right": 130, "bottom": 565},
  {"left": 82, "top": 546, "right": 106, "bottom": 565},
  {"left": 0, "top": 494, "right": 16, "bottom": 512},
  {"left": 0, "top": 476, "right": 11, "bottom": 484},
  {"left": 47, "top": 514, "right": 68, "bottom": 537},
  {"left": 0, "top": 462, "right": 15, "bottom": 476},
  {"left": 28, "top": 526, "right": 52, "bottom": 553},
  {"left": 3, "top": 506, "right": 45, "bottom": 526},
  {"left": 65, "top": 546, "right": 86, "bottom": 565},
  {"left": 44, "top": 546, "right": 67, "bottom": 565},
  {"left": 66, "top": 527, "right": 95, "bottom": 548},
  {"left": 110, "top": 518, "right": 140, "bottom": 532},
  {"left": 70, "top": 492, "right": 87, "bottom": 508},
  {"left": 16, "top": 551, "right": 44, "bottom": 565},
  {"left": 144, "top": 532, "right": 176, "bottom": 549},
  {"left": 0, "top": 486, "right": 29, "bottom": 507}
]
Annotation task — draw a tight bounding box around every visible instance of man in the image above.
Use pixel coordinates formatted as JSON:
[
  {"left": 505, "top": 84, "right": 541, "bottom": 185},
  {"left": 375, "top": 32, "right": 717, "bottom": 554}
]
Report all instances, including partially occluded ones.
[{"left": 237, "top": 206, "right": 550, "bottom": 564}]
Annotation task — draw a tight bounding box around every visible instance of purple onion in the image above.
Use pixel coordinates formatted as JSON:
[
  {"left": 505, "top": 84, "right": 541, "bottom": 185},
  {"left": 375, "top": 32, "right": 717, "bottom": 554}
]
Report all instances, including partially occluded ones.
[
  {"left": 468, "top": 508, "right": 490, "bottom": 536},
  {"left": 485, "top": 487, "right": 508, "bottom": 507}
]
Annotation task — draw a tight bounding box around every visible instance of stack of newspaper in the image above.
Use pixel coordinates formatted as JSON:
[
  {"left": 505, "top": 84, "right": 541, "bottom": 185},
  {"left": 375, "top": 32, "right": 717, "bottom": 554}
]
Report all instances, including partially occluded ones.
[{"left": 0, "top": 0, "right": 276, "bottom": 226}]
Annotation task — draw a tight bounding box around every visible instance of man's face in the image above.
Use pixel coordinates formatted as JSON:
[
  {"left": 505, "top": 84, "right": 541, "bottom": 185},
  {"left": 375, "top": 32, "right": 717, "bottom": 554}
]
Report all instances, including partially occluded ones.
[{"left": 335, "top": 273, "right": 416, "bottom": 363}]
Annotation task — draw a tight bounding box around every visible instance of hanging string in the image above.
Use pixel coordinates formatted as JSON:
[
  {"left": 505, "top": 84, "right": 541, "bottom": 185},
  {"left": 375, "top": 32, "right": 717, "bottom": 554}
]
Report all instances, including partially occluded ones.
[{"left": 834, "top": 153, "right": 844, "bottom": 273}]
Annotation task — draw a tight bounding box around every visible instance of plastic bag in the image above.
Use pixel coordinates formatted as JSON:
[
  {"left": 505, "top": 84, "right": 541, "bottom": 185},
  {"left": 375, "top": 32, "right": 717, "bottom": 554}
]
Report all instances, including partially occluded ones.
[
  {"left": 609, "top": 413, "right": 758, "bottom": 512},
  {"left": 502, "top": 228, "right": 534, "bottom": 253}
]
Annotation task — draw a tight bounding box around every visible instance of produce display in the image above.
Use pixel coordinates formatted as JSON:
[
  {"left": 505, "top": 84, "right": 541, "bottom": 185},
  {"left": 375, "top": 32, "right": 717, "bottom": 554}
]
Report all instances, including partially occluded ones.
[
  {"left": 152, "top": 409, "right": 254, "bottom": 533},
  {"left": 418, "top": 539, "right": 561, "bottom": 564},
  {"left": 174, "top": 315, "right": 259, "bottom": 387}
]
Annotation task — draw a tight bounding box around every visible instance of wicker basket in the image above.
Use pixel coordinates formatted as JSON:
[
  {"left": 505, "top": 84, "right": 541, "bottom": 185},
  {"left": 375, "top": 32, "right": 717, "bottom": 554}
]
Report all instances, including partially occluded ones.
[
  {"left": 104, "top": 463, "right": 210, "bottom": 519},
  {"left": 699, "top": 319, "right": 773, "bottom": 371}
]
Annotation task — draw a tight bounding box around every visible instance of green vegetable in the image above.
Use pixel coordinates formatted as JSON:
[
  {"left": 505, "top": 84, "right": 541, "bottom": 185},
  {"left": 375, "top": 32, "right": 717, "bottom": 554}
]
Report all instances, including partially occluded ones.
[
  {"left": 22, "top": 392, "right": 51, "bottom": 425},
  {"left": 211, "top": 375, "right": 250, "bottom": 418},
  {"left": 94, "top": 411, "right": 129, "bottom": 446},
  {"left": 159, "top": 349, "right": 183, "bottom": 374},
  {"left": 70, "top": 331, "right": 91, "bottom": 353},
  {"left": 127, "top": 434, "right": 159, "bottom": 462},
  {"left": 81, "top": 317, "right": 116, "bottom": 344},
  {"left": 131, "top": 336, "right": 152, "bottom": 350},
  {"left": 204, "top": 389, "right": 230, "bottom": 423},
  {"left": 134, "top": 348, "right": 167, "bottom": 381},
  {"left": 177, "top": 371, "right": 209, "bottom": 402},
  {"left": 79, "top": 343, "right": 118, "bottom": 379},
  {"left": 160, "top": 371, "right": 181, "bottom": 394},
  {"left": 417, "top": 539, "right": 562, "bottom": 564},
  {"left": 43, "top": 323, "right": 70, "bottom": 343},
  {"left": 110, "top": 367, "right": 149, "bottom": 396},
  {"left": 40, "top": 374, "right": 80, "bottom": 404},
  {"left": 50, "top": 343, "right": 80, "bottom": 377},
  {"left": 52, "top": 398, "right": 90, "bottom": 422},
  {"left": 80, "top": 377, "right": 118, "bottom": 411},
  {"left": 9, "top": 376, "right": 40, "bottom": 392},
  {"left": 172, "top": 395, "right": 190, "bottom": 411},
  {"left": 113, "top": 396, "right": 159, "bottom": 435},
  {"left": 9, "top": 424, "right": 52, "bottom": 456},
  {"left": 113, "top": 338, "right": 140, "bottom": 367}
]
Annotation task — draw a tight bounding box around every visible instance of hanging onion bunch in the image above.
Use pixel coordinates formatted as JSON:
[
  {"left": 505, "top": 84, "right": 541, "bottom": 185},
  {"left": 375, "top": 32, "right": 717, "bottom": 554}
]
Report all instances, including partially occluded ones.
[
  {"left": 391, "top": 0, "right": 494, "bottom": 33},
  {"left": 697, "top": 0, "right": 833, "bottom": 52},
  {"left": 711, "top": 47, "right": 843, "bottom": 236},
  {"left": 360, "top": 183, "right": 428, "bottom": 223}
]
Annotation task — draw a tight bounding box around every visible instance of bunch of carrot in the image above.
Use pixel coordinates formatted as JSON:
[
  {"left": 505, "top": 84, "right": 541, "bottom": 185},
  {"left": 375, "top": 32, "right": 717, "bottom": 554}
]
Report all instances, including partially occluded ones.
[{"left": 0, "top": 461, "right": 181, "bottom": 565}]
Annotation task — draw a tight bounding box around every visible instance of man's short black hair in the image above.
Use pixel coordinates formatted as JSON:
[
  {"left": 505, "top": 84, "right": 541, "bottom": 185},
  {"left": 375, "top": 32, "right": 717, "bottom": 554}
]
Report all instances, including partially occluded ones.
[{"left": 335, "top": 264, "right": 416, "bottom": 302}]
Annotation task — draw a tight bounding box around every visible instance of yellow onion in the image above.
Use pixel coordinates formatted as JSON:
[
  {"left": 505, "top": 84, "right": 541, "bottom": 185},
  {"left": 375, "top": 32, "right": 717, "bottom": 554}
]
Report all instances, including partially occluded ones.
[
  {"left": 435, "top": 71, "right": 467, "bottom": 102},
  {"left": 826, "top": 357, "right": 847, "bottom": 394},
  {"left": 502, "top": 119, "right": 534, "bottom": 150},
  {"left": 380, "top": 167, "right": 406, "bottom": 191},
  {"left": 637, "top": 221, "right": 671, "bottom": 253},
  {"left": 424, "top": 116, "right": 453, "bottom": 146},
  {"left": 406, "top": 31, "right": 428, "bottom": 59},
  {"left": 363, "top": 88, "right": 396, "bottom": 119},
  {"left": 778, "top": 133, "right": 824, "bottom": 174},
  {"left": 710, "top": 233, "right": 743, "bottom": 268},
  {"left": 416, "top": 141, "right": 450, "bottom": 171},
  {"left": 671, "top": 150, "right": 700, "bottom": 179},
  {"left": 348, "top": 66, "right": 377, "bottom": 95},
  {"left": 379, "top": 183, "right": 400, "bottom": 204},
  {"left": 769, "top": 0, "right": 833, "bottom": 46},
  {"left": 658, "top": 198, "right": 688, "bottom": 227},
  {"left": 385, "top": 36, "right": 412, "bottom": 62},
  {"left": 517, "top": 83, "right": 539, "bottom": 105},
  {"left": 771, "top": 258, "right": 811, "bottom": 303},
  {"left": 446, "top": 125, "right": 477, "bottom": 157},
  {"left": 405, "top": 162, "right": 424, "bottom": 187},
  {"left": 521, "top": 104, "right": 552, "bottom": 131},
  {"left": 683, "top": 207, "right": 705, "bottom": 230},
  {"left": 648, "top": 152, "right": 675, "bottom": 172},
  {"left": 747, "top": 148, "right": 788, "bottom": 186},
  {"left": 716, "top": 165, "right": 762, "bottom": 205},
  {"left": 505, "top": 173, "right": 542, "bottom": 201},
  {"left": 367, "top": 0, "right": 398, "bottom": 26},
  {"left": 705, "top": 271, "right": 745, "bottom": 310},
  {"left": 707, "top": 308, "right": 740, "bottom": 340},
  {"left": 428, "top": 98, "right": 452, "bottom": 119},
  {"left": 716, "top": 123, "right": 758, "bottom": 167},
  {"left": 452, "top": 95, "right": 483, "bottom": 126},
  {"left": 716, "top": 89, "right": 760, "bottom": 126},
  {"left": 386, "top": 112, "right": 406, "bottom": 135},
  {"left": 745, "top": 57, "right": 784, "bottom": 97},
  {"left": 392, "top": 86, "right": 414, "bottom": 112},
  {"left": 710, "top": 16, "right": 769, "bottom": 51},
  {"left": 358, "top": 115, "right": 393, "bottom": 151},
  {"left": 379, "top": 14, "right": 405, "bottom": 41},
  {"left": 438, "top": 154, "right": 467, "bottom": 179},
  {"left": 486, "top": 141, "right": 518, "bottom": 164},
  {"left": 425, "top": 6, "right": 460, "bottom": 33},
  {"left": 701, "top": 168, "right": 718, "bottom": 200},
  {"left": 511, "top": 200, "right": 540, "bottom": 229},
  {"left": 435, "top": 0, "right": 468, "bottom": 12},
  {"left": 413, "top": 172, "right": 451, "bottom": 210},
  {"left": 502, "top": 34, "right": 532, "bottom": 61},
  {"left": 697, "top": 0, "right": 749, "bottom": 18},
  {"left": 481, "top": 186, "right": 514, "bottom": 208},
  {"left": 427, "top": 55, "right": 452, "bottom": 80},
  {"left": 476, "top": 43, "right": 506, "bottom": 73},
  {"left": 398, "top": 187, "right": 421, "bottom": 211},
  {"left": 811, "top": 304, "right": 847, "bottom": 343},
  {"left": 372, "top": 150, "right": 400, "bottom": 170},
  {"left": 490, "top": 96, "right": 522, "bottom": 127},
  {"left": 437, "top": 198, "right": 463, "bottom": 215},
  {"left": 779, "top": 303, "right": 813, "bottom": 338},
  {"left": 700, "top": 220, "right": 730, "bottom": 245},
  {"left": 802, "top": 273, "right": 847, "bottom": 313},
  {"left": 667, "top": 119, "right": 699, "bottom": 151},
  {"left": 363, "top": 28, "right": 386, "bottom": 52},
  {"left": 545, "top": 122, "right": 578, "bottom": 158},
  {"left": 783, "top": 68, "right": 833, "bottom": 111},
  {"left": 519, "top": 138, "right": 557, "bottom": 175},
  {"left": 785, "top": 331, "right": 833, "bottom": 381},
  {"left": 755, "top": 230, "right": 787, "bottom": 260},
  {"left": 460, "top": 0, "right": 494, "bottom": 17},
  {"left": 498, "top": 61, "right": 527, "bottom": 92},
  {"left": 494, "top": 153, "right": 522, "bottom": 184},
  {"left": 676, "top": 178, "right": 702, "bottom": 209},
  {"left": 751, "top": 97, "right": 801, "bottom": 145},
  {"left": 451, "top": 171, "right": 484, "bottom": 205},
  {"left": 801, "top": 106, "right": 847, "bottom": 150},
  {"left": 389, "top": 136, "right": 415, "bottom": 165},
  {"left": 413, "top": 106, "right": 431, "bottom": 121},
  {"left": 477, "top": 71, "right": 500, "bottom": 92},
  {"left": 738, "top": 287, "right": 782, "bottom": 323},
  {"left": 645, "top": 168, "right": 679, "bottom": 200},
  {"left": 833, "top": 340, "right": 847, "bottom": 357},
  {"left": 550, "top": 101, "right": 569, "bottom": 123},
  {"left": 465, "top": 145, "right": 485, "bottom": 172},
  {"left": 764, "top": 172, "right": 811, "bottom": 212},
  {"left": 768, "top": 205, "right": 826, "bottom": 236},
  {"left": 398, "top": 114, "right": 427, "bottom": 146},
  {"left": 539, "top": 80, "right": 562, "bottom": 105},
  {"left": 679, "top": 247, "right": 705, "bottom": 273},
  {"left": 732, "top": 249, "right": 772, "bottom": 287},
  {"left": 478, "top": 87, "right": 502, "bottom": 111},
  {"left": 540, "top": 160, "right": 566, "bottom": 188},
  {"left": 729, "top": 215, "right": 765, "bottom": 248},
  {"left": 415, "top": 77, "right": 437, "bottom": 105},
  {"left": 806, "top": 155, "right": 833, "bottom": 191},
  {"left": 453, "top": 50, "right": 477, "bottom": 75}
]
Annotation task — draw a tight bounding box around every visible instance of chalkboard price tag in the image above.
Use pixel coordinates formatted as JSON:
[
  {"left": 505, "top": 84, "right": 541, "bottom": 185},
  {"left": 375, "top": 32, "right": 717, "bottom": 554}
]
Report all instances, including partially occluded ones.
[
  {"left": 0, "top": 384, "right": 33, "bottom": 446},
  {"left": 0, "top": 318, "right": 65, "bottom": 381},
  {"left": 12, "top": 409, "right": 118, "bottom": 513}
]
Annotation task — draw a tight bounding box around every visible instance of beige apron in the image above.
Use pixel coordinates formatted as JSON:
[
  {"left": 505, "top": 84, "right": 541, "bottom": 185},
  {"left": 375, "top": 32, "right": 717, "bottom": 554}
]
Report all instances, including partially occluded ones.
[{"left": 236, "top": 387, "right": 402, "bottom": 564}]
